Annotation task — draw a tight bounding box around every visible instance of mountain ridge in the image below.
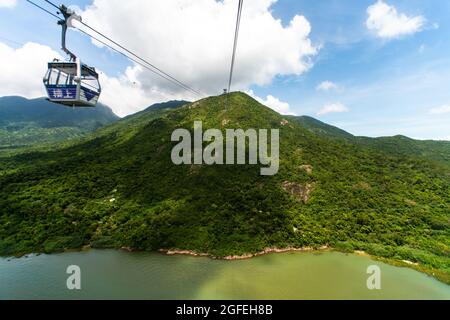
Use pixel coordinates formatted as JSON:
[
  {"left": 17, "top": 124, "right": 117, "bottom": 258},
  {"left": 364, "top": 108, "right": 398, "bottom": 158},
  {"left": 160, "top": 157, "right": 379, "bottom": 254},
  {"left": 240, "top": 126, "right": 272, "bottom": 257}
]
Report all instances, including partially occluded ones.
[
  {"left": 290, "top": 115, "right": 450, "bottom": 166},
  {"left": 0, "top": 96, "right": 119, "bottom": 149}
]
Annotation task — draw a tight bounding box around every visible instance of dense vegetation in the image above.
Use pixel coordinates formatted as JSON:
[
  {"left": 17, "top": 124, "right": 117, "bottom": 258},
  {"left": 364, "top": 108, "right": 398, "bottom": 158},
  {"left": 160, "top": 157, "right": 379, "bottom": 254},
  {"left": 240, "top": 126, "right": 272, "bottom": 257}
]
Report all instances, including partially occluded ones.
[
  {"left": 0, "top": 93, "right": 449, "bottom": 283},
  {"left": 0, "top": 96, "right": 119, "bottom": 150}
]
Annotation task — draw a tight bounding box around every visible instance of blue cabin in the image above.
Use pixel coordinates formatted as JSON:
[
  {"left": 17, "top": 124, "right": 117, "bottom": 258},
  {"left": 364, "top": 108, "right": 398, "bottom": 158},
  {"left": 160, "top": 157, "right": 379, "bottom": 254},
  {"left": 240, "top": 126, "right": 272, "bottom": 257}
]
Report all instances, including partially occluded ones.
[{"left": 43, "top": 59, "right": 101, "bottom": 107}]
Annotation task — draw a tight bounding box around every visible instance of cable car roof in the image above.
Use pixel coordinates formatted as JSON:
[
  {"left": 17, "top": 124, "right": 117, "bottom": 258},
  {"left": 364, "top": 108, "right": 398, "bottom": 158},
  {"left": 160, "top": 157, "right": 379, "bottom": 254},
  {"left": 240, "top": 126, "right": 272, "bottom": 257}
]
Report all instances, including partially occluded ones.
[{"left": 48, "top": 61, "right": 99, "bottom": 78}]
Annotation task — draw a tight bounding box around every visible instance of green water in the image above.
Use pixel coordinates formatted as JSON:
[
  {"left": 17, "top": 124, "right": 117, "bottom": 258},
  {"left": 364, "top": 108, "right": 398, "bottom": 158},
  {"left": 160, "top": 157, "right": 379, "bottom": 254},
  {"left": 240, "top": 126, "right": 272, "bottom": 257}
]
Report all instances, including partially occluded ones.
[{"left": 0, "top": 250, "right": 449, "bottom": 300}]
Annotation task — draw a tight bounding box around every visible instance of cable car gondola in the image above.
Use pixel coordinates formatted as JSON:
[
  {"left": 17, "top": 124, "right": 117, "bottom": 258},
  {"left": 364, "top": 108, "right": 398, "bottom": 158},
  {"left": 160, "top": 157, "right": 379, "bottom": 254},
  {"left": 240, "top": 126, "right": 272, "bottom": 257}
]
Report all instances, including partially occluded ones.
[
  {"left": 44, "top": 5, "right": 101, "bottom": 107},
  {"left": 44, "top": 59, "right": 100, "bottom": 107}
]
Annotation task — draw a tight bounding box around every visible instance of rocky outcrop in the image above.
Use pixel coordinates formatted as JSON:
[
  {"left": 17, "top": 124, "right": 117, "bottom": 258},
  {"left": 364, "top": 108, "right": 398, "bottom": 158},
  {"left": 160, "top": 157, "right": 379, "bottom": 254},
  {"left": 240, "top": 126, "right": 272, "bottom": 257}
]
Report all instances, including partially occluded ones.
[
  {"left": 281, "top": 181, "right": 315, "bottom": 203},
  {"left": 299, "top": 164, "right": 313, "bottom": 175}
]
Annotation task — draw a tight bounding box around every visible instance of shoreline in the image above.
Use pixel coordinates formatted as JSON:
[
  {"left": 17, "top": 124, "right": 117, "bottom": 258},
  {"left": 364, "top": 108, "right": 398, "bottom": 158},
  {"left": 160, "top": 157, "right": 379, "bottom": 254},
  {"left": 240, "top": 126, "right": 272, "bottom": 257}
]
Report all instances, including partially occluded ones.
[
  {"left": 2, "top": 245, "right": 448, "bottom": 285},
  {"left": 157, "top": 246, "right": 448, "bottom": 285},
  {"left": 158, "top": 246, "right": 330, "bottom": 260}
]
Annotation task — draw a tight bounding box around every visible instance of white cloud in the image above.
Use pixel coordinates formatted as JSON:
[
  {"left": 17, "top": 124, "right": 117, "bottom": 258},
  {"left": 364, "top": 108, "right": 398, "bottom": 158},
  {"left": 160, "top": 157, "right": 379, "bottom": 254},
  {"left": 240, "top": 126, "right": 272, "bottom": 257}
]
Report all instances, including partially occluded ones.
[
  {"left": 434, "top": 136, "right": 450, "bottom": 141},
  {"left": 0, "top": 0, "right": 16, "bottom": 8},
  {"left": 247, "top": 90, "right": 295, "bottom": 115},
  {"left": 0, "top": 42, "right": 63, "bottom": 98},
  {"left": 0, "top": 1, "right": 318, "bottom": 117},
  {"left": 316, "top": 81, "right": 339, "bottom": 91},
  {"left": 77, "top": 0, "right": 317, "bottom": 107},
  {"left": 317, "top": 103, "right": 349, "bottom": 116},
  {"left": 430, "top": 105, "right": 450, "bottom": 115},
  {"left": 98, "top": 66, "right": 195, "bottom": 117},
  {"left": 366, "top": 0, "right": 425, "bottom": 39},
  {"left": 418, "top": 44, "right": 426, "bottom": 54}
]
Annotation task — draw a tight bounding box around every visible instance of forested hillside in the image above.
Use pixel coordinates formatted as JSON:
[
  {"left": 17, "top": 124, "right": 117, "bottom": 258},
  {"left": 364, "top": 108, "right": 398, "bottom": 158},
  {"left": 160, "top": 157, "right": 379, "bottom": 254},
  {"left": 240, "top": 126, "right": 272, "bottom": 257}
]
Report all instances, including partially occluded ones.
[{"left": 0, "top": 93, "right": 448, "bottom": 283}]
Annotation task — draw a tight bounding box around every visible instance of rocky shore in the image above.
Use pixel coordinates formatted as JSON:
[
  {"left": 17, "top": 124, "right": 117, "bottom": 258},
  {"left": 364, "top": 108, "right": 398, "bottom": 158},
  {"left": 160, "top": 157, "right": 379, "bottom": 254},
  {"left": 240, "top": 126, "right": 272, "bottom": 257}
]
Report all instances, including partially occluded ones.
[{"left": 158, "top": 246, "right": 329, "bottom": 260}]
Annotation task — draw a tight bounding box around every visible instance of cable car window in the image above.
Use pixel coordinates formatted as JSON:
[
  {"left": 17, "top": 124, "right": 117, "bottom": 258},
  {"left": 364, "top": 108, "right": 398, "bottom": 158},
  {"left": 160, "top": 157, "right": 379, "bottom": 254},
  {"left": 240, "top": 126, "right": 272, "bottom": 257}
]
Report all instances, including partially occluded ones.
[
  {"left": 58, "top": 72, "right": 68, "bottom": 86},
  {"left": 48, "top": 69, "right": 60, "bottom": 85},
  {"left": 81, "top": 78, "right": 100, "bottom": 91}
]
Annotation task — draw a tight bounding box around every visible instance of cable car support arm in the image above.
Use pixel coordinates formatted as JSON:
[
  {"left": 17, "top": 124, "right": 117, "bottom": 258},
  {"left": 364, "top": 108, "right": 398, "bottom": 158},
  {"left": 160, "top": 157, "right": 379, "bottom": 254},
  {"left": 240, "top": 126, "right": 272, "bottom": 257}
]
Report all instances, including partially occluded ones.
[{"left": 58, "top": 5, "right": 81, "bottom": 61}]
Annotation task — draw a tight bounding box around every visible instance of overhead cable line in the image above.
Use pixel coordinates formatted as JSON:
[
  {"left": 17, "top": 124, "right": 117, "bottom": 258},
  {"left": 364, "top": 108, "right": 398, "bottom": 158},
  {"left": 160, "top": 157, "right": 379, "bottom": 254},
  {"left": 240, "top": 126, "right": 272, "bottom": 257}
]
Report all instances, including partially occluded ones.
[
  {"left": 77, "top": 21, "right": 202, "bottom": 96},
  {"left": 0, "top": 36, "right": 25, "bottom": 47},
  {"left": 227, "top": 0, "right": 244, "bottom": 94},
  {"left": 41, "top": 0, "right": 202, "bottom": 96},
  {"left": 75, "top": 28, "right": 197, "bottom": 92},
  {"left": 43, "top": 0, "right": 59, "bottom": 10},
  {"left": 29, "top": 0, "right": 200, "bottom": 94},
  {"left": 26, "top": 0, "right": 60, "bottom": 19}
]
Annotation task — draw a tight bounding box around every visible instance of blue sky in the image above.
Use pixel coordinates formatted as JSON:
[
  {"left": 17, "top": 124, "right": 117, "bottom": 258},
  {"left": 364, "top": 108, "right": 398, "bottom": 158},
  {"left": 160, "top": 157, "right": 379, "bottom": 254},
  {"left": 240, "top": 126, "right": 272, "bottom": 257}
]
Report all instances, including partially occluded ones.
[{"left": 0, "top": 0, "right": 449, "bottom": 140}]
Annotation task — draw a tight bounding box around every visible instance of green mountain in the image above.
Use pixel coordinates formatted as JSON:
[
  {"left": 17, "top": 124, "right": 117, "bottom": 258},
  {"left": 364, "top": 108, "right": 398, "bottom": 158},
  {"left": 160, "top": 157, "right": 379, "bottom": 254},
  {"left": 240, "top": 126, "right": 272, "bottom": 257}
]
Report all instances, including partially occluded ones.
[
  {"left": 0, "top": 96, "right": 119, "bottom": 149},
  {"left": 143, "top": 100, "right": 190, "bottom": 113},
  {"left": 0, "top": 92, "right": 449, "bottom": 283},
  {"left": 289, "top": 116, "right": 354, "bottom": 140},
  {"left": 291, "top": 116, "right": 450, "bottom": 166},
  {"left": 79, "top": 100, "right": 190, "bottom": 148},
  {"left": 356, "top": 135, "right": 450, "bottom": 165}
]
